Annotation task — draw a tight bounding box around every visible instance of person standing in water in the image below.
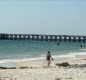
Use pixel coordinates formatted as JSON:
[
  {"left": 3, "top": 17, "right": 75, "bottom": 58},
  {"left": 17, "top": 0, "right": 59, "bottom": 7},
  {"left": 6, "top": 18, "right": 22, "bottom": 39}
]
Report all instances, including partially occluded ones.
[{"left": 46, "top": 51, "right": 53, "bottom": 67}]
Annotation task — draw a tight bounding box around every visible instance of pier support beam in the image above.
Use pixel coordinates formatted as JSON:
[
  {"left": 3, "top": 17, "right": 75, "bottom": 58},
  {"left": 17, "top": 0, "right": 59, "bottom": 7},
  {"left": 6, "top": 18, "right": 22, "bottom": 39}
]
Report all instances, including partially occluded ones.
[
  {"left": 45, "top": 36, "right": 48, "bottom": 41},
  {"left": 64, "top": 36, "right": 66, "bottom": 42},
  {"left": 59, "top": 36, "right": 62, "bottom": 41},
  {"left": 83, "top": 37, "right": 85, "bottom": 42},
  {"left": 69, "top": 37, "right": 71, "bottom": 42},
  {"left": 78, "top": 37, "right": 81, "bottom": 42},
  {"left": 50, "top": 36, "right": 53, "bottom": 41},
  {"left": 41, "top": 36, "right": 43, "bottom": 41},
  {"left": 73, "top": 37, "right": 76, "bottom": 42}
]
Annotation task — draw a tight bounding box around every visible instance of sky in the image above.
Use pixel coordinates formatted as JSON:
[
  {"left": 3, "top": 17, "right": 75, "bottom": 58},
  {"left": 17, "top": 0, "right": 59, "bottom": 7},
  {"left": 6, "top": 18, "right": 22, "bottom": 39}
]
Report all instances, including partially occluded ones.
[{"left": 0, "top": 0, "right": 86, "bottom": 35}]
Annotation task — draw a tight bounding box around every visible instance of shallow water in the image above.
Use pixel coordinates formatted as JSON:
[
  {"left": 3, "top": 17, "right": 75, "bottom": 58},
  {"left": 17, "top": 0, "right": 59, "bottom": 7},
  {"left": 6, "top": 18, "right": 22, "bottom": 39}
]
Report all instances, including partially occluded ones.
[{"left": 0, "top": 40, "right": 86, "bottom": 63}]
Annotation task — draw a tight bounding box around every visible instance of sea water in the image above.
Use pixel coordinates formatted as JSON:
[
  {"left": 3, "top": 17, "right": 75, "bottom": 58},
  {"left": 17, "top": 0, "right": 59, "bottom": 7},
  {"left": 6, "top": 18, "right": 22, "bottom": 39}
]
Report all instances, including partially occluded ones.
[{"left": 0, "top": 40, "right": 86, "bottom": 63}]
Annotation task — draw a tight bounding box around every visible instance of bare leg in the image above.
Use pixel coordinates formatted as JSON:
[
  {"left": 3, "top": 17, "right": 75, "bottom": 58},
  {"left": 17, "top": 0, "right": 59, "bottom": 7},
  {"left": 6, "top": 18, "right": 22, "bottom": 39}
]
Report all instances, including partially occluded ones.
[{"left": 48, "top": 61, "right": 51, "bottom": 67}]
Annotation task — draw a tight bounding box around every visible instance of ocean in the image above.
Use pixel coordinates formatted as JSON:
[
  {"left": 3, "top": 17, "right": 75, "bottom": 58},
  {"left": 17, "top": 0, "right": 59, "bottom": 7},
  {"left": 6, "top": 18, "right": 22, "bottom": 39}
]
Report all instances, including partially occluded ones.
[{"left": 0, "top": 40, "right": 86, "bottom": 63}]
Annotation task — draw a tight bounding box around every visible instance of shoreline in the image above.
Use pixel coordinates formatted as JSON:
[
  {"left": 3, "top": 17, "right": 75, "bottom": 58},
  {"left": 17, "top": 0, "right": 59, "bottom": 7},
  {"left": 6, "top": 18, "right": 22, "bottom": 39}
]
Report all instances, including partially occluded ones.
[
  {"left": 0, "top": 56, "right": 86, "bottom": 68},
  {"left": 0, "top": 54, "right": 86, "bottom": 68},
  {"left": 0, "top": 57, "right": 73, "bottom": 68}
]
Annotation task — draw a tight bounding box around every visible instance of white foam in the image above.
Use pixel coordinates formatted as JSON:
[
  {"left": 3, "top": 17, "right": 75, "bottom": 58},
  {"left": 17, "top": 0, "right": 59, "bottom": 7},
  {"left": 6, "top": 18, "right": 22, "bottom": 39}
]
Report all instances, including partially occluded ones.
[
  {"left": 69, "top": 52, "right": 86, "bottom": 56},
  {"left": 0, "top": 57, "right": 45, "bottom": 63},
  {"left": 0, "top": 54, "right": 76, "bottom": 63},
  {"left": 80, "top": 49, "right": 86, "bottom": 51},
  {"left": 52, "top": 54, "right": 75, "bottom": 58}
]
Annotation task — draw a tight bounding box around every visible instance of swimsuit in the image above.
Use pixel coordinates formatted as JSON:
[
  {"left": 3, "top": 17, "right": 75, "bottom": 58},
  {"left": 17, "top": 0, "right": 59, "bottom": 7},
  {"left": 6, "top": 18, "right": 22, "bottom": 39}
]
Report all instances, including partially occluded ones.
[{"left": 47, "top": 55, "right": 51, "bottom": 61}]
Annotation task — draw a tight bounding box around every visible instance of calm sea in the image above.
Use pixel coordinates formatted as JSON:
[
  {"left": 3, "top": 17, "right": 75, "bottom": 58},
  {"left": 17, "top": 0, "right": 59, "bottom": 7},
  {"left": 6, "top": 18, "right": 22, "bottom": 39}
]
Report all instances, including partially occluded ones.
[{"left": 0, "top": 40, "right": 86, "bottom": 63}]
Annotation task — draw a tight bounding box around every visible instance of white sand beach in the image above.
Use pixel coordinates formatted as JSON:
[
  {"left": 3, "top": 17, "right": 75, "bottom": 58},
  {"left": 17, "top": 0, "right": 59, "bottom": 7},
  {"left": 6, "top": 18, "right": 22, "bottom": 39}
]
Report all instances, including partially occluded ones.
[{"left": 0, "top": 58, "right": 86, "bottom": 80}]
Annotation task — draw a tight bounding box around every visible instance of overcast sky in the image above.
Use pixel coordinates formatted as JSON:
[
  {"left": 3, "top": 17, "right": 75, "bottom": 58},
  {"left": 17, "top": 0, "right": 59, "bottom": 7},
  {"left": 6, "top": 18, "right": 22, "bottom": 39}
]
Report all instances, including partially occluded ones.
[{"left": 0, "top": 0, "right": 86, "bottom": 35}]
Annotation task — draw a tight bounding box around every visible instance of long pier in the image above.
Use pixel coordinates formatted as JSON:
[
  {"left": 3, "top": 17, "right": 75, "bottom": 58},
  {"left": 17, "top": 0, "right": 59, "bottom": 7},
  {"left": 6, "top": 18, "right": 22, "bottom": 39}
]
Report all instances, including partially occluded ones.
[{"left": 0, "top": 33, "right": 86, "bottom": 42}]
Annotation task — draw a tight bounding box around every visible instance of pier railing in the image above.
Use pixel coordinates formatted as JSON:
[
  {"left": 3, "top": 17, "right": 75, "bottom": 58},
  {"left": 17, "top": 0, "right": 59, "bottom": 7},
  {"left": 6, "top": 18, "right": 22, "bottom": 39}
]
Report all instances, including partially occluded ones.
[{"left": 0, "top": 33, "right": 86, "bottom": 42}]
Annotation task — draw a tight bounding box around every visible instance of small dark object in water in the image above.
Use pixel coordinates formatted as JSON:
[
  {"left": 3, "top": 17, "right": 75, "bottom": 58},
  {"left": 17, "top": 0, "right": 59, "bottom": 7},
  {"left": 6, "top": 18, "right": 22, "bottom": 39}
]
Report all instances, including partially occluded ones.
[
  {"left": 80, "top": 45, "right": 82, "bottom": 47},
  {"left": 57, "top": 43, "right": 59, "bottom": 45}
]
